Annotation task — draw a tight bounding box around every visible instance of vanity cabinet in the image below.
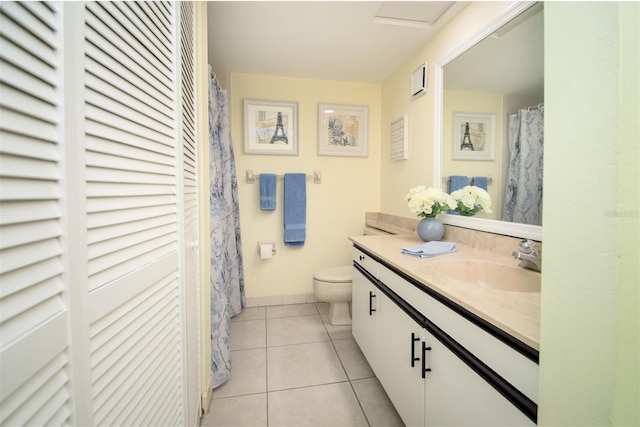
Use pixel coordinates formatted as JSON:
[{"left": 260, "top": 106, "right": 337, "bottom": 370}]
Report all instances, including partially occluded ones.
[
  {"left": 352, "top": 245, "right": 538, "bottom": 426},
  {"left": 351, "top": 267, "right": 379, "bottom": 373},
  {"left": 377, "top": 293, "right": 426, "bottom": 426}
]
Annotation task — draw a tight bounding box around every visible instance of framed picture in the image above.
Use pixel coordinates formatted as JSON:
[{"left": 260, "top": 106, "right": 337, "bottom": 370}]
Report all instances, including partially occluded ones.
[
  {"left": 318, "top": 103, "right": 368, "bottom": 157},
  {"left": 244, "top": 99, "right": 298, "bottom": 155},
  {"left": 452, "top": 112, "right": 496, "bottom": 161}
]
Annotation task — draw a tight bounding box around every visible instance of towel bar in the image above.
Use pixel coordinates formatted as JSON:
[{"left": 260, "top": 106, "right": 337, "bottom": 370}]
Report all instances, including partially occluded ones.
[
  {"left": 246, "top": 170, "right": 321, "bottom": 184},
  {"left": 442, "top": 176, "right": 493, "bottom": 185}
]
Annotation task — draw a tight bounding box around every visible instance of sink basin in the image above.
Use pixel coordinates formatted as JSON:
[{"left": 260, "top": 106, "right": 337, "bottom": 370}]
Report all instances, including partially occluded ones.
[{"left": 430, "top": 259, "right": 541, "bottom": 293}]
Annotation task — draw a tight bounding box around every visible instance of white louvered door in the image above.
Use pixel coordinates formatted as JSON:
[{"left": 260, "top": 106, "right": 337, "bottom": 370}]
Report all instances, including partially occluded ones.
[
  {"left": 0, "top": 2, "right": 72, "bottom": 426},
  {"left": 178, "top": 2, "right": 201, "bottom": 425},
  {"left": 1, "top": 1, "right": 201, "bottom": 425},
  {"left": 85, "top": 1, "right": 184, "bottom": 425}
]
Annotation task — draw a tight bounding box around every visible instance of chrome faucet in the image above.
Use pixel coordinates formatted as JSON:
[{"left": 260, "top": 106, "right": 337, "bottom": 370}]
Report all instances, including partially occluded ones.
[{"left": 512, "top": 239, "right": 542, "bottom": 272}]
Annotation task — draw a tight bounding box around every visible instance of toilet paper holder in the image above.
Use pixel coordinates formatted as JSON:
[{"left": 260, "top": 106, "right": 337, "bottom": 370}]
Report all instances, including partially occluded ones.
[{"left": 257, "top": 241, "right": 276, "bottom": 258}]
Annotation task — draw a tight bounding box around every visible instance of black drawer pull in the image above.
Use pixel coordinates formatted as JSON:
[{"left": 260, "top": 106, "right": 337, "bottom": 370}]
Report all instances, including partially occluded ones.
[
  {"left": 411, "top": 333, "right": 420, "bottom": 367},
  {"left": 368, "top": 291, "right": 376, "bottom": 315},
  {"left": 422, "top": 341, "right": 432, "bottom": 378}
]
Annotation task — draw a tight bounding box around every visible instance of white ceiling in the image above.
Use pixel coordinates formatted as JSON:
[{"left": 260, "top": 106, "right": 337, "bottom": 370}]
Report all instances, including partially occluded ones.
[
  {"left": 206, "top": 1, "right": 544, "bottom": 97},
  {"left": 207, "top": 1, "right": 466, "bottom": 83}
]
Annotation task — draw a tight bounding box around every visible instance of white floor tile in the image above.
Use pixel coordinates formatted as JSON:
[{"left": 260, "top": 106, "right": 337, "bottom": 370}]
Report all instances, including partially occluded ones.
[
  {"left": 315, "top": 302, "right": 330, "bottom": 314},
  {"left": 267, "top": 341, "right": 347, "bottom": 391},
  {"left": 267, "top": 315, "right": 329, "bottom": 347},
  {"left": 268, "top": 382, "right": 368, "bottom": 427},
  {"left": 231, "top": 307, "right": 266, "bottom": 322},
  {"left": 266, "top": 303, "right": 318, "bottom": 319},
  {"left": 213, "top": 348, "right": 266, "bottom": 398},
  {"left": 352, "top": 377, "right": 405, "bottom": 427},
  {"left": 230, "top": 319, "right": 266, "bottom": 350},
  {"left": 320, "top": 313, "right": 353, "bottom": 340},
  {"left": 332, "top": 338, "right": 375, "bottom": 380},
  {"left": 202, "top": 393, "right": 267, "bottom": 427}
]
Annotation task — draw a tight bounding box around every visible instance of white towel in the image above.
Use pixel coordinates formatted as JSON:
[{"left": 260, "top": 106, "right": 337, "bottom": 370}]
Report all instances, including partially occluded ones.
[{"left": 401, "top": 241, "right": 458, "bottom": 258}]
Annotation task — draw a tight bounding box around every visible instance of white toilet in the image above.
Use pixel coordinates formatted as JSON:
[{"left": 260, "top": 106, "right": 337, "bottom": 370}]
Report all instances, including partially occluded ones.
[{"left": 313, "top": 266, "right": 353, "bottom": 325}]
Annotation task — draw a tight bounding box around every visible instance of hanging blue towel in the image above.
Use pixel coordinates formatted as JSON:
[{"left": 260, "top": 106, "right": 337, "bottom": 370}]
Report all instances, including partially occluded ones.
[
  {"left": 472, "top": 176, "right": 488, "bottom": 190},
  {"left": 448, "top": 176, "right": 468, "bottom": 215},
  {"left": 283, "top": 173, "right": 306, "bottom": 246},
  {"left": 260, "top": 173, "right": 277, "bottom": 210}
]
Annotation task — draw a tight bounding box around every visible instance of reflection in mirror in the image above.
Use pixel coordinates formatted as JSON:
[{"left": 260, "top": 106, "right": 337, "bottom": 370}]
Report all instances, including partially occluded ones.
[{"left": 442, "top": 3, "right": 544, "bottom": 227}]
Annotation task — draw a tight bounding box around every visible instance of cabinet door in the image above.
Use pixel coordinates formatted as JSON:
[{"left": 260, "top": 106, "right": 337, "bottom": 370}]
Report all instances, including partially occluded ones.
[
  {"left": 352, "top": 268, "right": 379, "bottom": 372},
  {"left": 377, "top": 295, "right": 426, "bottom": 427},
  {"left": 424, "top": 330, "right": 535, "bottom": 426}
]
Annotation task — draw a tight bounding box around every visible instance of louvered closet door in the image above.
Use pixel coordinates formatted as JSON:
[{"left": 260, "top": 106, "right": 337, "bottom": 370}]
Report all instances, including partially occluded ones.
[
  {"left": 179, "top": 2, "right": 201, "bottom": 425},
  {"left": 83, "top": 2, "right": 184, "bottom": 425},
  {"left": 0, "top": 2, "right": 73, "bottom": 426}
]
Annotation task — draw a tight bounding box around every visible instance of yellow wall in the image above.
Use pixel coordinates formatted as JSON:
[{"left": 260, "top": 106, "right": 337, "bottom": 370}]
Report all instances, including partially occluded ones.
[
  {"left": 229, "top": 73, "right": 381, "bottom": 298},
  {"left": 380, "top": 1, "right": 519, "bottom": 218}
]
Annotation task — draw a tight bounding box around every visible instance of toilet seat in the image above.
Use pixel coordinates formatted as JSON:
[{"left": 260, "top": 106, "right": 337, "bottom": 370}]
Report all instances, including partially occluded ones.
[{"left": 313, "top": 266, "right": 352, "bottom": 283}]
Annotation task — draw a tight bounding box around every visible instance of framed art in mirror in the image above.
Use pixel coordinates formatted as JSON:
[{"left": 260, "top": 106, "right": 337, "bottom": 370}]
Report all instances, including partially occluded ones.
[
  {"left": 452, "top": 112, "right": 496, "bottom": 161},
  {"left": 318, "top": 103, "right": 368, "bottom": 157},
  {"left": 244, "top": 99, "right": 298, "bottom": 155}
]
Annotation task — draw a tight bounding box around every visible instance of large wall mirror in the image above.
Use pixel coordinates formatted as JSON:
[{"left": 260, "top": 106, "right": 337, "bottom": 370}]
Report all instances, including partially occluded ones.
[{"left": 433, "top": 2, "right": 544, "bottom": 241}]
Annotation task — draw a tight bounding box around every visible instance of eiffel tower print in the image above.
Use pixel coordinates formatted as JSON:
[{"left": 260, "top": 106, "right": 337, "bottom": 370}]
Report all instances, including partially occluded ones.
[
  {"left": 460, "top": 122, "right": 474, "bottom": 151},
  {"left": 270, "top": 112, "right": 288, "bottom": 144}
]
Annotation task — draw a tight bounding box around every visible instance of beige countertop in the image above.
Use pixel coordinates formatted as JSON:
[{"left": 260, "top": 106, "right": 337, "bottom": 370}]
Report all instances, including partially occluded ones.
[{"left": 349, "top": 234, "right": 541, "bottom": 351}]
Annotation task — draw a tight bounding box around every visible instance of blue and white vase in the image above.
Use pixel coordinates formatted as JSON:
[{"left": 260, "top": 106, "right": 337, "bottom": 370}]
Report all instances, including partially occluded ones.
[{"left": 417, "top": 218, "right": 444, "bottom": 242}]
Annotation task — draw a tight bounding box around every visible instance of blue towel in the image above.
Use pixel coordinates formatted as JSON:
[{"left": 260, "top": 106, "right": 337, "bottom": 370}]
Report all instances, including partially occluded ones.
[
  {"left": 472, "top": 176, "right": 488, "bottom": 190},
  {"left": 448, "top": 176, "right": 468, "bottom": 215},
  {"left": 260, "top": 174, "right": 277, "bottom": 210},
  {"left": 401, "top": 241, "right": 458, "bottom": 258},
  {"left": 283, "top": 173, "right": 306, "bottom": 246}
]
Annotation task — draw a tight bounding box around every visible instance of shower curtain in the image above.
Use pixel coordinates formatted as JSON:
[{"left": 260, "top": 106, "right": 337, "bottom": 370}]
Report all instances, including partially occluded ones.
[
  {"left": 209, "top": 67, "right": 245, "bottom": 388},
  {"left": 502, "top": 107, "right": 544, "bottom": 225}
]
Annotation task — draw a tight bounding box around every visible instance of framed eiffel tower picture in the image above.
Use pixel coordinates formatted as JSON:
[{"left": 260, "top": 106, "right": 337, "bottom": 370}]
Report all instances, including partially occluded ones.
[
  {"left": 451, "top": 112, "right": 496, "bottom": 161},
  {"left": 244, "top": 99, "right": 299, "bottom": 155}
]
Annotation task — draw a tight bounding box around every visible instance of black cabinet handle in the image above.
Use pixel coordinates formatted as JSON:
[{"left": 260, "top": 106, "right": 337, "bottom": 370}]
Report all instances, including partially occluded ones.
[
  {"left": 368, "top": 291, "right": 376, "bottom": 316},
  {"left": 411, "top": 333, "right": 420, "bottom": 367},
  {"left": 359, "top": 255, "right": 365, "bottom": 261},
  {"left": 422, "top": 341, "right": 432, "bottom": 378}
]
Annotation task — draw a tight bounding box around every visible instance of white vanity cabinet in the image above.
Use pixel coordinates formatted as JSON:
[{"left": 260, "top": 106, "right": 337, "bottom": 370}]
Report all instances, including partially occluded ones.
[
  {"left": 377, "top": 293, "right": 426, "bottom": 427},
  {"left": 352, "top": 244, "right": 538, "bottom": 426},
  {"left": 351, "top": 267, "right": 379, "bottom": 373}
]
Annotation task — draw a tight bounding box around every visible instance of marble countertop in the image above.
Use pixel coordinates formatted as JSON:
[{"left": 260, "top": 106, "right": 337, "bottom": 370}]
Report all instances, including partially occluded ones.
[{"left": 349, "top": 234, "right": 541, "bottom": 350}]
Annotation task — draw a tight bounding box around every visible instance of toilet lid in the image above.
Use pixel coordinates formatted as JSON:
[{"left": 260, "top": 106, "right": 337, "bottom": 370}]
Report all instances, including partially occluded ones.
[{"left": 313, "top": 266, "right": 352, "bottom": 283}]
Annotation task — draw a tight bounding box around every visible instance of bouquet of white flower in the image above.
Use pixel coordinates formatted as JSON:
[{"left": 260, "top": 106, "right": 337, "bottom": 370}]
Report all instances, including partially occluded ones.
[
  {"left": 450, "top": 185, "right": 493, "bottom": 216},
  {"left": 406, "top": 186, "right": 457, "bottom": 218}
]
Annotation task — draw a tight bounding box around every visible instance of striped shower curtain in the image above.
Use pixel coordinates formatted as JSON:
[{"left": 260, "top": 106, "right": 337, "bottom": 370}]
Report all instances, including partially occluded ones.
[
  {"left": 502, "top": 107, "right": 544, "bottom": 225},
  {"left": 209, "top": 67, "right": 245, "bottom": 388}
]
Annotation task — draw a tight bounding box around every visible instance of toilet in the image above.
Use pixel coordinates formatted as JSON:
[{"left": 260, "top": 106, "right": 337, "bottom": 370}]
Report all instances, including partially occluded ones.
[
  {"left": 313, "top": 266, "right": 353, "bottom": 325},
  {"left": 313, "top": 226, "right": 390, "bottom": 325}
]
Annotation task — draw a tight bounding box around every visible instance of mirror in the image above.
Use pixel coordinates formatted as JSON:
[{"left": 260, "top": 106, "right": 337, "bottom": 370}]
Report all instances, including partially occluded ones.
[{"left": 433, "top": 2, "right": 544, "bottom": 240}]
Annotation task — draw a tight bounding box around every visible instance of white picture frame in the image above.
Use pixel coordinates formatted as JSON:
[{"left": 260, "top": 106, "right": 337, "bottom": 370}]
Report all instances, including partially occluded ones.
[
  {"left": 452, "top": 112, "right": 496, "bottom": 161},
  {"left": 318, "top": 103, "right": 368, "bottom": 157},
  {"left": 244, "top": 99, "right": 298, "bottom": 155}
]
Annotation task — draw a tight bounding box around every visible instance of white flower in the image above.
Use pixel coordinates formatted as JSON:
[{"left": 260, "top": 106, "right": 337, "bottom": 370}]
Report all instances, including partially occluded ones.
[
  {"left": 406, "top": 186, "right": 455, "bottom": 218},
  {"left": 450, "top": 186, "right": 492, "bottom": 216}
]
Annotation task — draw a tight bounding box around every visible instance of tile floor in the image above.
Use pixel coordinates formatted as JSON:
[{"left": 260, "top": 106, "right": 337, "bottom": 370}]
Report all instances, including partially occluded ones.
[{"left": 201, "top": 303, "right": 404, "bottom": 427}]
